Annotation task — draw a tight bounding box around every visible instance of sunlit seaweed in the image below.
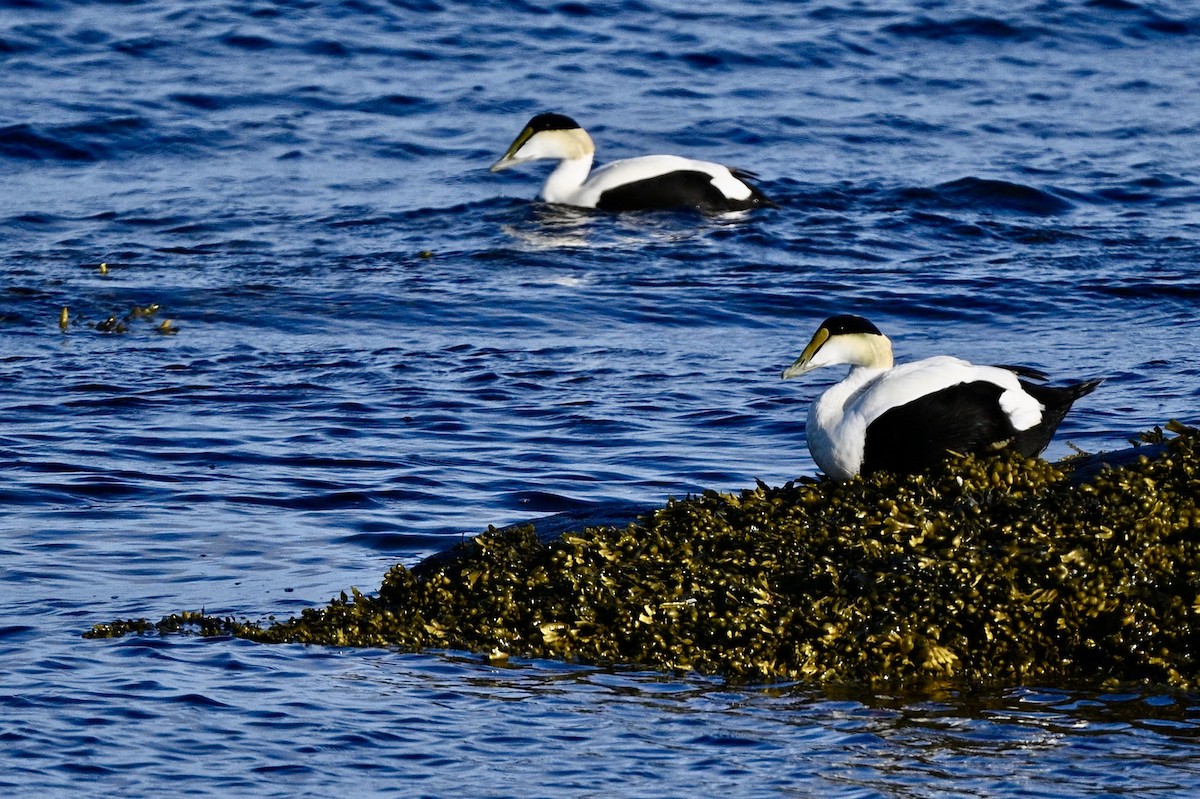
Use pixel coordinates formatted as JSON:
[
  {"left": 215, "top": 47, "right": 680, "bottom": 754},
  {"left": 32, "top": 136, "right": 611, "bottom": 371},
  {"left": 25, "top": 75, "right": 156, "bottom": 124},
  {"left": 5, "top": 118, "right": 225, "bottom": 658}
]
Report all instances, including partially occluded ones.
[{"left": 87, "top": 422, "right": 1200, "bottom": 689}]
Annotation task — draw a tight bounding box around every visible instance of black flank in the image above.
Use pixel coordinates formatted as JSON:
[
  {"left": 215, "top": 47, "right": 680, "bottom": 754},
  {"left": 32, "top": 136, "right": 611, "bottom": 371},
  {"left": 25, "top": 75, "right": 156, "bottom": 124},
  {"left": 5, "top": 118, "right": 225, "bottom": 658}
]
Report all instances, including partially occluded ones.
[
  {"left": 862, "top": 381, "right": 1015, "bottom": 475},
  {"left": 596, "top": 170, "right": 772, "bottom": 213},
  {"left": 861, "top": 377, "right": 1101, "bottom": 476}
]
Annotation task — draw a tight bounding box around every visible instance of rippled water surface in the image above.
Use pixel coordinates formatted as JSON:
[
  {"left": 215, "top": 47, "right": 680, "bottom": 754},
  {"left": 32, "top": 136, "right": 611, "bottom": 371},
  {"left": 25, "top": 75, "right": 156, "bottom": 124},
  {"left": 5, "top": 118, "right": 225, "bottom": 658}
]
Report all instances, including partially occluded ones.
[{"left": 4, "top": 0, "right": 1200, "bottom": 795}]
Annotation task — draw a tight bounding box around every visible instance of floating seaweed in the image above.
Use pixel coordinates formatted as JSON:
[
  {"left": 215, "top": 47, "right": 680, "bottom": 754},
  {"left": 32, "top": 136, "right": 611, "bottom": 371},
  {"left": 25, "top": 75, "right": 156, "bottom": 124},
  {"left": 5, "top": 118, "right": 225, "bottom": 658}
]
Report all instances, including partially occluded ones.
[
  {"left": 94, "top": 314, "right": 128, "bottom": 334},
  {"left": 56, "top": 301, "right": 177, "bottom": 335},
  {"left": 87, "top": 422, "right": 1200, "bottom": 689}
]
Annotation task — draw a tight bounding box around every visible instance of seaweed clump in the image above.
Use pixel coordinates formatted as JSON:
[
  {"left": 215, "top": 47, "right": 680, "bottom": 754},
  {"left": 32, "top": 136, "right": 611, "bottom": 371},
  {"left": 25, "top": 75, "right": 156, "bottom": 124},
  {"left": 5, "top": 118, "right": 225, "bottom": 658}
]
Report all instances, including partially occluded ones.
[{"left": 88, "top": 422, "right": 1200, "bottom": 689}]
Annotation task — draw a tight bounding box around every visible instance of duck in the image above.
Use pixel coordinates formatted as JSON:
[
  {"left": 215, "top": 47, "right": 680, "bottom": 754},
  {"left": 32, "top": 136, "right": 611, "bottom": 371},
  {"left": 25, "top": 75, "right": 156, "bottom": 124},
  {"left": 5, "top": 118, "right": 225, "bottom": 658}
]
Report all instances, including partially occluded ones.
[
  {"left": 489, "top": 112, "right": 773, "bottom": 213},
  {"left": 780, "top": 314, "right": 1102, "bottom": 479}
]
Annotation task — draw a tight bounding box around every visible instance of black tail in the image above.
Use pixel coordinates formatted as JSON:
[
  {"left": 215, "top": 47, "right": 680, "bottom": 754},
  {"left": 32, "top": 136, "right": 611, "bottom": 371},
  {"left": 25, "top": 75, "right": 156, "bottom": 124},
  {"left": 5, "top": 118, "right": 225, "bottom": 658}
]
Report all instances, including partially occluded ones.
[
  {"left": 730, "top": 168, "right": 778, "bottom": 209},
  {"left": 1013, "top": 378, "right": 1103, "bottom": 456}
]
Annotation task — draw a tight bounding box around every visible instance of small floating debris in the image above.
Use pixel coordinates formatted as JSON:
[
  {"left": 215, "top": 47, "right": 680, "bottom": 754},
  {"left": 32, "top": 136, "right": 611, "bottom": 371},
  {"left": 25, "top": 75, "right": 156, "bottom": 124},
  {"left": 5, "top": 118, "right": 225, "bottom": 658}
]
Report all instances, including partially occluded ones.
[{"left": 87, "top": 422, "right": 1200, "bottom": 690}]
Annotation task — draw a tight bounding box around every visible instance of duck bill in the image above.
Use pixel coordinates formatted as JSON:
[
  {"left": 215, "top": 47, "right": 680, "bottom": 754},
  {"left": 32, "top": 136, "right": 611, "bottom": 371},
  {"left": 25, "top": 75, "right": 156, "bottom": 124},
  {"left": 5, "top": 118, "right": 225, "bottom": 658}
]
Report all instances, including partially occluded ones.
[
  {"left": 489, "top": 153, "right": 526, "bottom": 172},
  {"left": 780, "top": 328, "right": 829, "bottom": 379},
  {"left": 489, "top": 128, "right": 534, "bottom": 172}
]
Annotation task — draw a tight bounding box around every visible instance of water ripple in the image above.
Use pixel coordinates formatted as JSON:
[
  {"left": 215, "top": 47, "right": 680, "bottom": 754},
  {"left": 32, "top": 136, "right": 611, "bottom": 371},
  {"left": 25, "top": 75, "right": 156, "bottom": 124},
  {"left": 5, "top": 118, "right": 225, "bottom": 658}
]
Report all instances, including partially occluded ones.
[{"left": 3, "top": 0, "right": 1200, "bottom": 795}]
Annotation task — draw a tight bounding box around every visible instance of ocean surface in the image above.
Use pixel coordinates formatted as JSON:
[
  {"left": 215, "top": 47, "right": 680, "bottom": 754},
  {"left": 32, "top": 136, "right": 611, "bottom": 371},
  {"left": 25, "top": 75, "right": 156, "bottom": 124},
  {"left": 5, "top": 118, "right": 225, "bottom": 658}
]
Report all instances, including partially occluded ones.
[{"left": 3, "top": 0, "right": 1200, "bottom": 795}]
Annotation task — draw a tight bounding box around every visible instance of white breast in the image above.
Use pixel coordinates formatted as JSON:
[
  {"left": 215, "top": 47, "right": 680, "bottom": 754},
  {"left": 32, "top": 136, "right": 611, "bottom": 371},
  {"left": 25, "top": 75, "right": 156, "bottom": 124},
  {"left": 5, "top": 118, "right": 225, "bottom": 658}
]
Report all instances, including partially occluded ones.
[{"left": 806, "top": 367, "right": 881, "bottom": 480}]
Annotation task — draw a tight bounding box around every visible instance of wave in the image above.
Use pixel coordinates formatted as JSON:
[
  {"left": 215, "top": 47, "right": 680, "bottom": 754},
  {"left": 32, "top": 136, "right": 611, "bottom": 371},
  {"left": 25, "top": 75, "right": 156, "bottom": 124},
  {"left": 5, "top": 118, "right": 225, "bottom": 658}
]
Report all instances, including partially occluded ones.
[
  {"left": 890, "top": 177, "right": 1074, "bottom": 215},
  {"left": 884, "top": 16, "right": 1032, "bottom": 42}
]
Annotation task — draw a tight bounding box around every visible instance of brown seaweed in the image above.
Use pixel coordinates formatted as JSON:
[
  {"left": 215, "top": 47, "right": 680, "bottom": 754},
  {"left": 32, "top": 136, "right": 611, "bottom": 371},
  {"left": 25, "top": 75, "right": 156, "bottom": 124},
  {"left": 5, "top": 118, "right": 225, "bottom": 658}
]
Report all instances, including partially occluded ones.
[{"left": 87, "top": 422, "right": 1200, "bottom": 689}]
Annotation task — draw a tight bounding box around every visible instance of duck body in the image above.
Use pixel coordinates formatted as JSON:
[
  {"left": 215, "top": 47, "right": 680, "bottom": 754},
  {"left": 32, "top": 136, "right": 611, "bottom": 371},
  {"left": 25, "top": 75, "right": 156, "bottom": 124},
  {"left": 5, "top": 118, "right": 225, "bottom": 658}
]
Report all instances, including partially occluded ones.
[
  {"left": 490, "top": 113, "right": 772, "bottom": 213},
  {"left": 783, "top": 315, "right": 1101, "bottom": 479},
  {"left": 567, "top": 155, "right": 768, "bottom": 212}
]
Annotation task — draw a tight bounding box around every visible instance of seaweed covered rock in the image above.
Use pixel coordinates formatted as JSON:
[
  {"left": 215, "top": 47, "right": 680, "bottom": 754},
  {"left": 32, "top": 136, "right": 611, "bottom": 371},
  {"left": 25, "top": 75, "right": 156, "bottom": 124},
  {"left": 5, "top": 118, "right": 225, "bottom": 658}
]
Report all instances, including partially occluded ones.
[{"left": 88, "top": 423, "right": 1200, "bottom": 688}]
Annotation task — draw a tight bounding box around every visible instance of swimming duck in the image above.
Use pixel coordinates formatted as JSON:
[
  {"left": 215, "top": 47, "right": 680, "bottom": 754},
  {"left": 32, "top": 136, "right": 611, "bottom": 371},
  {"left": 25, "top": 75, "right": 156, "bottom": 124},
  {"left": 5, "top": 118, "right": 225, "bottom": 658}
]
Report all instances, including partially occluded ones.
[
  {"left": 489, "top": 113, "right": 773, "bottom": 212},
  {"left": 781, "top": 315, "right": 1102, "bottom": 479}
]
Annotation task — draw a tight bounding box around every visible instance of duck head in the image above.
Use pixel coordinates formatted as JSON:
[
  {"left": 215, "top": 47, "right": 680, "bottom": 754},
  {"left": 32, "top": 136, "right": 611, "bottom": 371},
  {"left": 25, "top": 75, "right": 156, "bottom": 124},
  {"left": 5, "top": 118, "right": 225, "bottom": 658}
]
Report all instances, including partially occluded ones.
[
  {"left": 490, "top": 113, "right": 596, "bottom": 172},
  {"left": 782, "top": 315, "right": 894, "bottom": 378}
]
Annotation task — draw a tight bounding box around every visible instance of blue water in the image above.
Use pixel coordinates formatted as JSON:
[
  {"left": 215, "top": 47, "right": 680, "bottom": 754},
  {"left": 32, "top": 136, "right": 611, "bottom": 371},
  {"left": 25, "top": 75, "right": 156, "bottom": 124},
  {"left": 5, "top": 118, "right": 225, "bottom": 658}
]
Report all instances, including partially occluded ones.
[{"left": 4, "top": 0, "right": 1200, "bottom": 795}]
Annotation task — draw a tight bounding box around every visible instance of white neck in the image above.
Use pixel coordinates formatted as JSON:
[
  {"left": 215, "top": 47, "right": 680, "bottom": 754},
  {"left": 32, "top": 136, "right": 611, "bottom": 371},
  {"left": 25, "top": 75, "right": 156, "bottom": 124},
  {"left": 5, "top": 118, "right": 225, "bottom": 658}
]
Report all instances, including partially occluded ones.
[
  {"left": 540, "top": 154, "right": 594, "bottom": 204},
  {"left": 808, "top": 364, "right": 887, "bottom": 479},
  {"left": 814, "top": 364, "right": 886, "bottom": 424}
]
